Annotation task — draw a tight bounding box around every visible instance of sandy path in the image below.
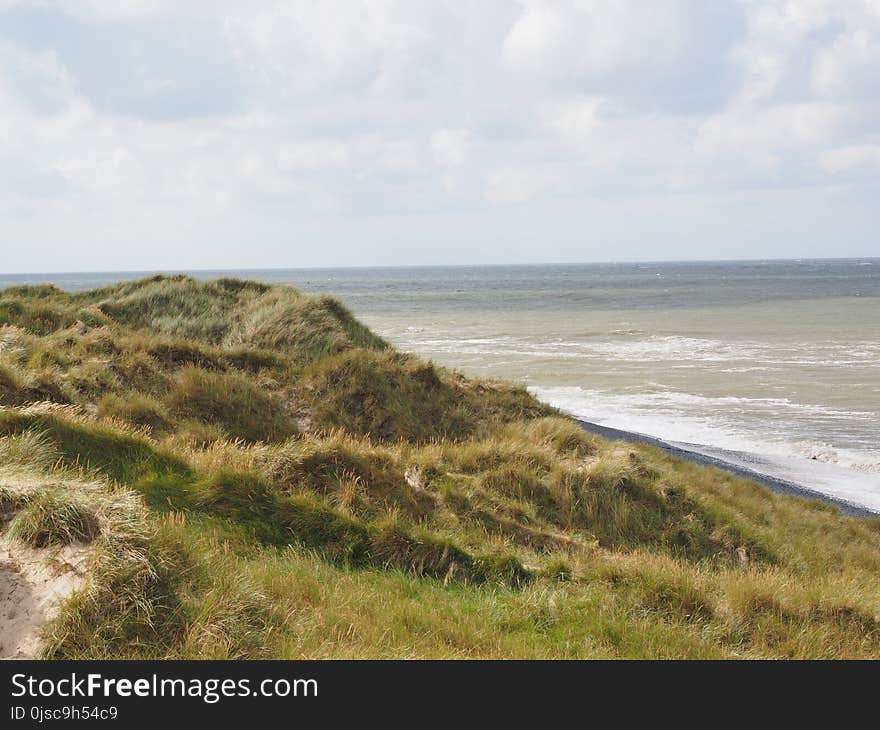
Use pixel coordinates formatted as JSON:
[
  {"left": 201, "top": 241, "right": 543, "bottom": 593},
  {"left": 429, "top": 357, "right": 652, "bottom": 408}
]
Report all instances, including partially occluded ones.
[{"left": 0, "top": 540, "right": 90, "bottom": 659}]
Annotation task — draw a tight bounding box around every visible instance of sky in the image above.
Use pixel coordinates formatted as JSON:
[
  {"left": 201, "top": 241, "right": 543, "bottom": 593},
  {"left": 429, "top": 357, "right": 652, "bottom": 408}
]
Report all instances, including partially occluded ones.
[{"left": 0, "top": 0, "right": 878, "bottom": 272}]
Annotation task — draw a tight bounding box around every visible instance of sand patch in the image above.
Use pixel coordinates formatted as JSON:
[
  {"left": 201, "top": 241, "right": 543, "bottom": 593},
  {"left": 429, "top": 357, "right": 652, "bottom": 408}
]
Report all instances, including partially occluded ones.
[{"left": 0, "top": 539, "right": 91, "bottom": 659}]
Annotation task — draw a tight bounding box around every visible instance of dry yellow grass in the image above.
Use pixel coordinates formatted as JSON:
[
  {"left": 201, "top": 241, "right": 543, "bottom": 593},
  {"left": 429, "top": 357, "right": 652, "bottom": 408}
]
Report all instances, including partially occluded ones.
[{"left": 0, "top": 276, "right": 877, "bottom": 659}]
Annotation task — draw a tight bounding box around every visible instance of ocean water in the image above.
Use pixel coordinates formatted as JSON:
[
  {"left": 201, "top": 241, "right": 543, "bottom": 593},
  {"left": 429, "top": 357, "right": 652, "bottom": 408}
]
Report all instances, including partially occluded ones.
[{"left": 2, "top": 259, "right": 879, "bottom": 510}]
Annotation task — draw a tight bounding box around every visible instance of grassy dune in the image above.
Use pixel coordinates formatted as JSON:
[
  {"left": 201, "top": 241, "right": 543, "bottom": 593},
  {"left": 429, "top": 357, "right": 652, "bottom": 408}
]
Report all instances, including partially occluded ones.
[{"left": 0, "top": 275, "right": 878, "bottom": 659}]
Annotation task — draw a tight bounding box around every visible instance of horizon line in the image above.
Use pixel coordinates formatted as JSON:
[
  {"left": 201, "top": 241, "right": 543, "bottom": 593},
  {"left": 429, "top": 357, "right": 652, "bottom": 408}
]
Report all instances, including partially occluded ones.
[{"left": 2, "top": 255, "right": 878, "bottom": 278}]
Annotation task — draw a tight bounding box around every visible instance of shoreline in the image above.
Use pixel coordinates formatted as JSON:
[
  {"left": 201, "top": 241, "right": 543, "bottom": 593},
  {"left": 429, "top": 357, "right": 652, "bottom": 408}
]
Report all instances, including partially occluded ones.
[{"left": 576, "top": 419, "right": 879, "bottom": 519}]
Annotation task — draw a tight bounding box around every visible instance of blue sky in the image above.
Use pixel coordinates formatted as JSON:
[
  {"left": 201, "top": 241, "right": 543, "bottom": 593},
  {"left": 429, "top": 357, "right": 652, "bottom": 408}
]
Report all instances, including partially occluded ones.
[{"left": 1, "top": 0, "right": 878, "bottom": 272}]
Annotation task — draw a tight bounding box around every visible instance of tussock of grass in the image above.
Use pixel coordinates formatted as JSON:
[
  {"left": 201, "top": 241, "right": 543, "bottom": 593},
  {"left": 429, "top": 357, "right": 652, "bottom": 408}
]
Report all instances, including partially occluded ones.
[
  {"left": 231, "top": 292, "right": 387, "bottom": 361},
  {"left": 1, "top": 284, "right": 63, "bottom": 299},
  {"left": 8, "top": 492, "right": 100, "bottom": 547},
  {"left": 95, "top": 276, "right": 244, "bottom": 343},
  {"left": 178, "top": 569, "right": 274, "bottom": 659},
  {"left": 0, "top": 409, "right": 192, "bottom": 488},
  {"left": 498, "top": 417, "right": 600, "bottom": 458},
  {"left": 0, "top": 298, "right": 75, "bottom": 336},
  {"left": 97, "top": 393, "right": 172, "bottom": 433},
  {"left": 0, "top": 428, "right": 60, "bottom": 469},
  {"left": 303, "top": 349, "right": 551, "bottom": 442},
  {"left": 190, "top": 468, "right": 529, "bottom": 586},
  {"left": 0, "top": 362, "right": 71, "bottom": 406},
  {"left": 0, "top": 276, "right": 878, "bottom": 659},
  {"left": 264, "top": 433, "right": 433, "bottom": 519},
  {"left": 302, "top": 349, "right": 472, "bottom": 441},
  {"left": 41, "top": 514, "right": 185, "bottom": 659},
  {"left": 0, "top": 363, "right": 22, "bottom": 404},
  {"left": 369, "top": 517, "right": 532, "bottom": 587},
  {"left": 0, "top": 485, "right": 27, "bottom": 523},
  {"left": 165, "top": 366, "right": 297, "bottom": 443}
]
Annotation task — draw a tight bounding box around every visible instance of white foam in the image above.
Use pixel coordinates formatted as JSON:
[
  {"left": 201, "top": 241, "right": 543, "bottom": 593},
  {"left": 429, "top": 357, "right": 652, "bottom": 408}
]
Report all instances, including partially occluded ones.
[
  {"left": 392, "top": 332, "right": 880, "bottom": 369},
  {"left": 377, "top": 322, "right": 880, "bottom": 511},
  {"left": 531, "top": 385, "right": 880, "bottom": 511}
]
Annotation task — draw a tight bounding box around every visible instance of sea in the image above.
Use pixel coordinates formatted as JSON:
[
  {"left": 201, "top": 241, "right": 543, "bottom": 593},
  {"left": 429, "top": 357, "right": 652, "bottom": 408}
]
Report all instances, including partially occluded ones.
[{"left": 2, "top": 259, "right": 879, "bottom": 512}]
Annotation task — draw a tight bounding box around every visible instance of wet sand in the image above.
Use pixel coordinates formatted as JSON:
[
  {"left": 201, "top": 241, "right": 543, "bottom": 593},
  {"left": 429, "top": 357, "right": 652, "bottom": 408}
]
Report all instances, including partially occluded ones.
[{"left": 577, "top": 419, "right": 878, "bottom": 519}]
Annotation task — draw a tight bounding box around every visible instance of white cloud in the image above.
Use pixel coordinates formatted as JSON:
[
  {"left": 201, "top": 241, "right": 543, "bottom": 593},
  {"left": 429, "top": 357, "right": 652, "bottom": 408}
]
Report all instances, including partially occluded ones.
[
  {"left": 431, "top": 129, "right": 469, "bottom": 168},
  {"left": 57, "top": 0, "right": 162, "bottom": 20},
  {"left": 485, "top": 165, "right": 561, "bottom": 204},
  {"left": 542, "top": 96, "right": 603, "bottom": 142},
  {"left": 820, "top": 145, "right": 880, "bottom": 173},
  {"left": 0, "top": 0, "right": 877, "bottom": 270},
  {"left": 278, "top": 141, "right": 350, "bottom": 171},
  {"left": 813, "top": 27, "right": 880, "bottom": 97},
  {"left": 502, "top": 1, "right": 680, "bottom": 77},
  {"left": 697, "top": 103, "right": 845, "bottom": 154}
]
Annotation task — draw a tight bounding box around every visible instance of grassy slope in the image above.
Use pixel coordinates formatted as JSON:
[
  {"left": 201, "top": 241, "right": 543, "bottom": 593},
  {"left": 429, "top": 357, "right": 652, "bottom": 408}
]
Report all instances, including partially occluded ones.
[{"left": 0, "top": 276, "right": 878, "bottom": 659}]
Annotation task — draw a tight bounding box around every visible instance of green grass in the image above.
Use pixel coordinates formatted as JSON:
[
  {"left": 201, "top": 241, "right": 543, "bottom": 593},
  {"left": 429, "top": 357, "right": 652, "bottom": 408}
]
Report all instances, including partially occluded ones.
[
  {"left": 7, "top": 492, "right": 100, "bottom": 547},
  {"left": 0, "top": 410, "right": 193, "bottom": 487},
  {"left": 0, "top": 275, "right": 877, "bottom": 659},
  {"left": 97, "top": 393, "right": 172, "bottom": 433},
  {"left": 303, "top": 348, "right": 552, "bottom": 441},
  {"left": 165, "top": 366, "right": 298, "bottom": 443}
]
